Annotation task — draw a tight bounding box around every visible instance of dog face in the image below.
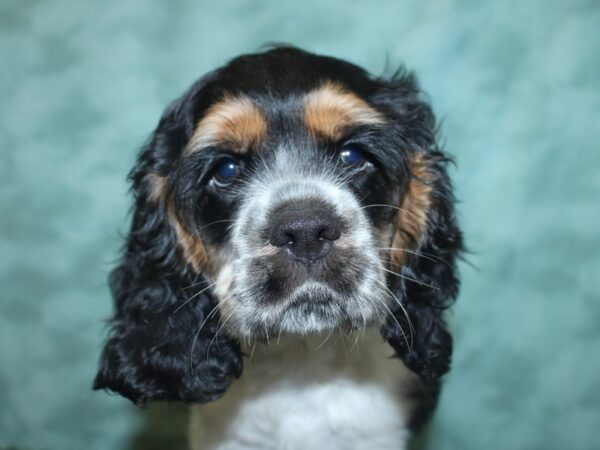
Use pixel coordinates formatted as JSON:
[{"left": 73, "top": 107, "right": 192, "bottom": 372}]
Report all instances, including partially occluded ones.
[
  {"left": 94, "top": 47, "right": 463, "bottom": 405},
  {"left": 199, "top": 83, "right": 401, "bottom": 338}
]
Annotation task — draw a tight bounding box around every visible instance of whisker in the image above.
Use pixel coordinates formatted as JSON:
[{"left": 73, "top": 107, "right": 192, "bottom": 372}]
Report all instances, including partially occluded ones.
[
  {"left": 374, "top": 279, "right": 415, "bottom": 349},
  {"left": 189, "top": 297, "right": 230, "bottom": 373},
  {"left": 377, "top": 247, "right": 453, "bottom": 268},
  {"left": 264, "top": 323, "right": 270, "bottom": 346},
  {"left": 173, "top": 282, "right": 217, "bottom": 314},
  {"left": 351, "top": 315, "right": 365, "bottom": 352},
  {"left": 181, "top": 279, "right": 212, "bottom": 290},
  {"left": 381, "top": 303, "right": 411, "bottom": 350},
  {"left": 249, "top": 342, "right": 257, "bottom": 363},
  {"left": 380, "top": 267, "right": 439, "bottom": 290},
  {"left": 317, "top": 327, "right": 336, "bottom": 350},
  {"left": 360, "top": 203, "right": 422, "bottom": 221},
  {"left": 198, "top": 219, "right": 236, "bottom": 232},
  {"left": 359, "top": 305, "right": 369, "bottom": 347},
  {"left": 205, "top": 309, "right": 237, "bottom": 362}
]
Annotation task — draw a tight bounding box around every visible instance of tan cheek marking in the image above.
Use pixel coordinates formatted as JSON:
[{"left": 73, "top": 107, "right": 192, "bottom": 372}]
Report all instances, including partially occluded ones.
[
  {"left": 164, "top": 197, "right": 214, "bottom": 275},
  {"left": 303, "top": 81, "right": 385, "bottom": 140},
  {"left": 390, "top": 154, "right": 433, "bottom": 266},
  {"left": 144, "top": 175, "right": 210, "bottom": 273},
  {"left": 186, "top": 95, "right": 267, "bottom": 153},
  {"left": 172, "top": 219, "right": 208, "bottom": 273}
]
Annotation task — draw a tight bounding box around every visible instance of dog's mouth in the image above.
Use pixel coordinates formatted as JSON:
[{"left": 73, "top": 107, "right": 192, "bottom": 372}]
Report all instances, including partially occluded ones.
[
  {"left": 276, "top": 282, "right": 381, "bottom": 333},
  {"left": 281, "top": 286, "right": 341, "bottom": 326},
  {"left": 215, "top": 257, "right": 388, "bottom": 338}
]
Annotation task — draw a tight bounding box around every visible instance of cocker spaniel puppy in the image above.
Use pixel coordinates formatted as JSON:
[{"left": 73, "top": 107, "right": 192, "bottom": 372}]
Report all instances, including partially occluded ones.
[{"left": 94, "top": 46, "right": 463, "bottom": 449}]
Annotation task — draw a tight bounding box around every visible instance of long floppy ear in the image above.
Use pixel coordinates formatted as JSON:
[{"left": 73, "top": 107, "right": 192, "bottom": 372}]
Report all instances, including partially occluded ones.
[
  {"left": 376, "top": 72, "right": 463, "bottom": 385},
  {"left": 93, "top": 99, "right": 242, "bottom": 405}
]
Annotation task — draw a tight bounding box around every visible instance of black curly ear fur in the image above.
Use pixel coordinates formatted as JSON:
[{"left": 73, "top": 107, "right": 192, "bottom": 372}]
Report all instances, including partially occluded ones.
[
  {"left": 93, "top": 98, "right": 242, "bottom": 406},
  {"left": 376, "top": 72, "right": 463, "bottom": 386}
]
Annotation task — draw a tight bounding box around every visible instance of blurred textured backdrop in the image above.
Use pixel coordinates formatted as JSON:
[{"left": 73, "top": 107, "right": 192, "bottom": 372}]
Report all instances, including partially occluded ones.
[{"left": 1, "top": 0, "right": 599, "bottom": 449}]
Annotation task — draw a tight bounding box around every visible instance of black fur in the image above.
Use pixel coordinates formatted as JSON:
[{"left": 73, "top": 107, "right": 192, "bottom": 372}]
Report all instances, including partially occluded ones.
[
  {"left": 381, "top": 151, "right": 461, "bottom": 386},
  {"left": 94, "top": 46, "right": 462, "bottom": 420},
  {"left": 93, "top": 102, "right": 243, "bottom": 405},
  {"left": 377, "top": 72, "right": 463, "bottom": 423}
]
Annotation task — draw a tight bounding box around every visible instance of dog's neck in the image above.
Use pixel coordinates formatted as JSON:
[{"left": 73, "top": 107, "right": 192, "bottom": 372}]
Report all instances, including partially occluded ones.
[
  {"left": 190, "top": 328, "right": 416, "bottom": 450},
  {"left": 239, "top": 328, "right": 394, "bottom": 379}
]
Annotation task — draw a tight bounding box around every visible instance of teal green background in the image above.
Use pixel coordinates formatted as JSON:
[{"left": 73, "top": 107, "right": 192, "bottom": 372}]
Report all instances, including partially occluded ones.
[{"left": 1, "top": 1, "right": 599, "bottom": 449}]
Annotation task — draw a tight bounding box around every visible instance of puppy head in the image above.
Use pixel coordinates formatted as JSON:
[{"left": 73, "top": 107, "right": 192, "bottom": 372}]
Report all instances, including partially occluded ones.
[{"left": 94, "top": 46, "right": 463, "bottom": 405}]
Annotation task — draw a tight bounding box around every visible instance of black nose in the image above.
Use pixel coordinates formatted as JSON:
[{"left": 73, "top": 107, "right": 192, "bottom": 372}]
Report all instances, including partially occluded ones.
[{"left": 269, "top": 205, "right": 342, "bottom": 262}]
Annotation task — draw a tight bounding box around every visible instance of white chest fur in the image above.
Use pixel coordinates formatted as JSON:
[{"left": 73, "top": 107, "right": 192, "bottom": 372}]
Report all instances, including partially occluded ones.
[{"left": 189, "top": 330, "right": 416, "bottom": 450}]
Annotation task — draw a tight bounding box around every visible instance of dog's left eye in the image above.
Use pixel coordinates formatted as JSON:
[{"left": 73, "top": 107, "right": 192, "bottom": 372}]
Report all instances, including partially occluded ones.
[
  {"left": 340, "top": 146, "right": 366, "bottom": 167},
  {"left": 213, "top": 158, "right": 240, "bottom": 187}
]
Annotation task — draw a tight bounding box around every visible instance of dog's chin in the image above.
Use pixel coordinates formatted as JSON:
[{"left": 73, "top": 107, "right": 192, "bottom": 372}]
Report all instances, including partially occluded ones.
[
  {"left": 224, "top": 283, "right": 385, "bottom": 339},
  {"left": 277, "top": 290, "right": 347, "bottom": 334}
]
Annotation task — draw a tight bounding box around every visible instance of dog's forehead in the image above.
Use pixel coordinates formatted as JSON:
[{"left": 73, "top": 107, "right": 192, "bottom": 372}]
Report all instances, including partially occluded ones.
[{"left": 185, "top": 80, "right": 385, "bottom": 155}]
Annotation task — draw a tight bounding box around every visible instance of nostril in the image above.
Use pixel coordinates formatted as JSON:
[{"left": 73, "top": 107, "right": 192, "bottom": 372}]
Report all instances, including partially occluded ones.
[
  {"left": 317, "top": 227, "right": 326, "bottom": 241},
  {"left": 318, "top": 224, "right": 341, "bottom": 242},
  {"left": 269, "top": 225, "right": 295, "bottom": 247},
  {"left": 268, "top": 204, "right": 342, "bottom": 261}
]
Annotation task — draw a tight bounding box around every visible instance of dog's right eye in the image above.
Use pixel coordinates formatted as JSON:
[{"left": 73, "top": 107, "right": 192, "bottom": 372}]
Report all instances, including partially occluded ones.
[
  {"left": 213, "top": 158, "right": 240, "bottom": 187},
  {"left": 340, "top": 146, "right": 365, "bottom": 167}
]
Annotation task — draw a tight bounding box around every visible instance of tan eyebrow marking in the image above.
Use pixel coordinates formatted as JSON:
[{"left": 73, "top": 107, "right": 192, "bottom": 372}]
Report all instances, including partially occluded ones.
[
  {"left": 303, "top": 81, "right": 385, "bottom": 140},
  {"left": 186, "top": 94, "right": 267, "bottom": 153},
  {"left": 390, "top": 153, "right": 433, "bottom": 266}
]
